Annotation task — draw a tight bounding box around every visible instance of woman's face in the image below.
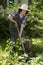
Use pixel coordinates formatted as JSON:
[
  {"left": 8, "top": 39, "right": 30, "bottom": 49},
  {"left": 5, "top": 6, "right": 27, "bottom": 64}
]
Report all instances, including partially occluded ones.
[{"left": 22, "top": 10, "right": 27, "bottom": 16}]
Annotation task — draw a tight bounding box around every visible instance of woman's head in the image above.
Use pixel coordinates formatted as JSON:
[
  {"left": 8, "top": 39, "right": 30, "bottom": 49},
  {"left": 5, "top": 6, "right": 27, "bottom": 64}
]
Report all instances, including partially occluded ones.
[
  {"left": 18, "top": 4, "right": 28, "bottom": 16},
  {"left": 18, "top": 9, "right": 28, "bottom": 16}
]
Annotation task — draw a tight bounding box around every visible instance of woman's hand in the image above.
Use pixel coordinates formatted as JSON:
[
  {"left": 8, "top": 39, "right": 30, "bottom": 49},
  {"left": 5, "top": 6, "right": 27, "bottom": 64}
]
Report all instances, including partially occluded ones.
[
  {"left": 19, "top": 24, "right": 24, "bottom": 39},
  {"left": 18, "top": 32, "right": 21, "bottom": 39}
]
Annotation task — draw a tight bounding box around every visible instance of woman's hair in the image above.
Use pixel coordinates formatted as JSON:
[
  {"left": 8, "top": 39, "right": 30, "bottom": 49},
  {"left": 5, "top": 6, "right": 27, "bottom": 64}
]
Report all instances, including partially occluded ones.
[
  {"left": 18, "top": 9, "right": 22, "bottom": 13},
  {"left": 18, "top": 9, "right": 28, "bottom": 15},
  {"left": 26, "top": 11, "right": 28, "bottom": 14}
]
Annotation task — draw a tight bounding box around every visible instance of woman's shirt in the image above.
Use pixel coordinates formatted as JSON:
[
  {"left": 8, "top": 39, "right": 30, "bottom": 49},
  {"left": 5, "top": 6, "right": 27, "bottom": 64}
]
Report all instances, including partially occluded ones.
[{"left": 9, "top": 10, "right": 27, "bottom": 38}]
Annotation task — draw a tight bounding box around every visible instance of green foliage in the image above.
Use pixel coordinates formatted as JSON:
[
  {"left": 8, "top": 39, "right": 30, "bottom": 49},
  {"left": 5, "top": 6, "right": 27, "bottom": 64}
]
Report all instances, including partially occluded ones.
[
  {"left": 0, "top": 17, "right": 10, "bottom": 39},
  {"left": 0, "top": 0, "right": 7, "bottom": 9},
  {"left": 30, "top": 52, "right": 43, "bottom": 65},
  {"left": 0, "top": 38, "right": 43, "bottom": 65},
  {"left": 0, "top": 38, "right": 30, "bottom": 65},
  {"left": 25, "top": 0, "right": 43, "bottom": 37}
]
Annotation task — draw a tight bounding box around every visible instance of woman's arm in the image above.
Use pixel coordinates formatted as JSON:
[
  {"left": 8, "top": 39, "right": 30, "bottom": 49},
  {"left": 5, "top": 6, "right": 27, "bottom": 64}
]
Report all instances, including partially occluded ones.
[
  {"left": 8, "top": 15, "right": 19, "bottom": 35},
  {"left": 19, "top": 16, "right": 27, "bottom": 38},
  {"left": 19, "top": 24, "right": 25, "bottom": 38},
  {"left": 8, "top": 15, "right": 16, "bottom": 23}
]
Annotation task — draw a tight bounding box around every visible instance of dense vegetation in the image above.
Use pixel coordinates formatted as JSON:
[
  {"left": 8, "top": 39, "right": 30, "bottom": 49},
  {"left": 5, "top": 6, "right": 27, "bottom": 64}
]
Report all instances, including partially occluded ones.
[{"left": 0, "top": 38, "right": 43, "bottom": 65}]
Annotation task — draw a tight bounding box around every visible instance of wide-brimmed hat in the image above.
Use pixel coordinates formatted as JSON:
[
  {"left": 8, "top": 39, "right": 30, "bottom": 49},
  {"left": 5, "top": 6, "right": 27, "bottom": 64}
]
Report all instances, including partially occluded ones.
[{"left": 20, "top": 4, "right": 30, "bottom": 11}]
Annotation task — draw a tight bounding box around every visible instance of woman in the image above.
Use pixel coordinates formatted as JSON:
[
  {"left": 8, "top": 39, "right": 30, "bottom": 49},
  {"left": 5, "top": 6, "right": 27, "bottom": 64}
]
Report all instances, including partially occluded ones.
[{"left": 8, "top": 4, "right": 29, "bottom": 53}]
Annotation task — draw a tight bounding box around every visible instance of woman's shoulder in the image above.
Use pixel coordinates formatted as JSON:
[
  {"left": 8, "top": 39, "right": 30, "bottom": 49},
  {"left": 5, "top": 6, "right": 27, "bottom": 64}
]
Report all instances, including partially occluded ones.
[{"left": 11, "top": 10, "right": 19, "bottom": 15}]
